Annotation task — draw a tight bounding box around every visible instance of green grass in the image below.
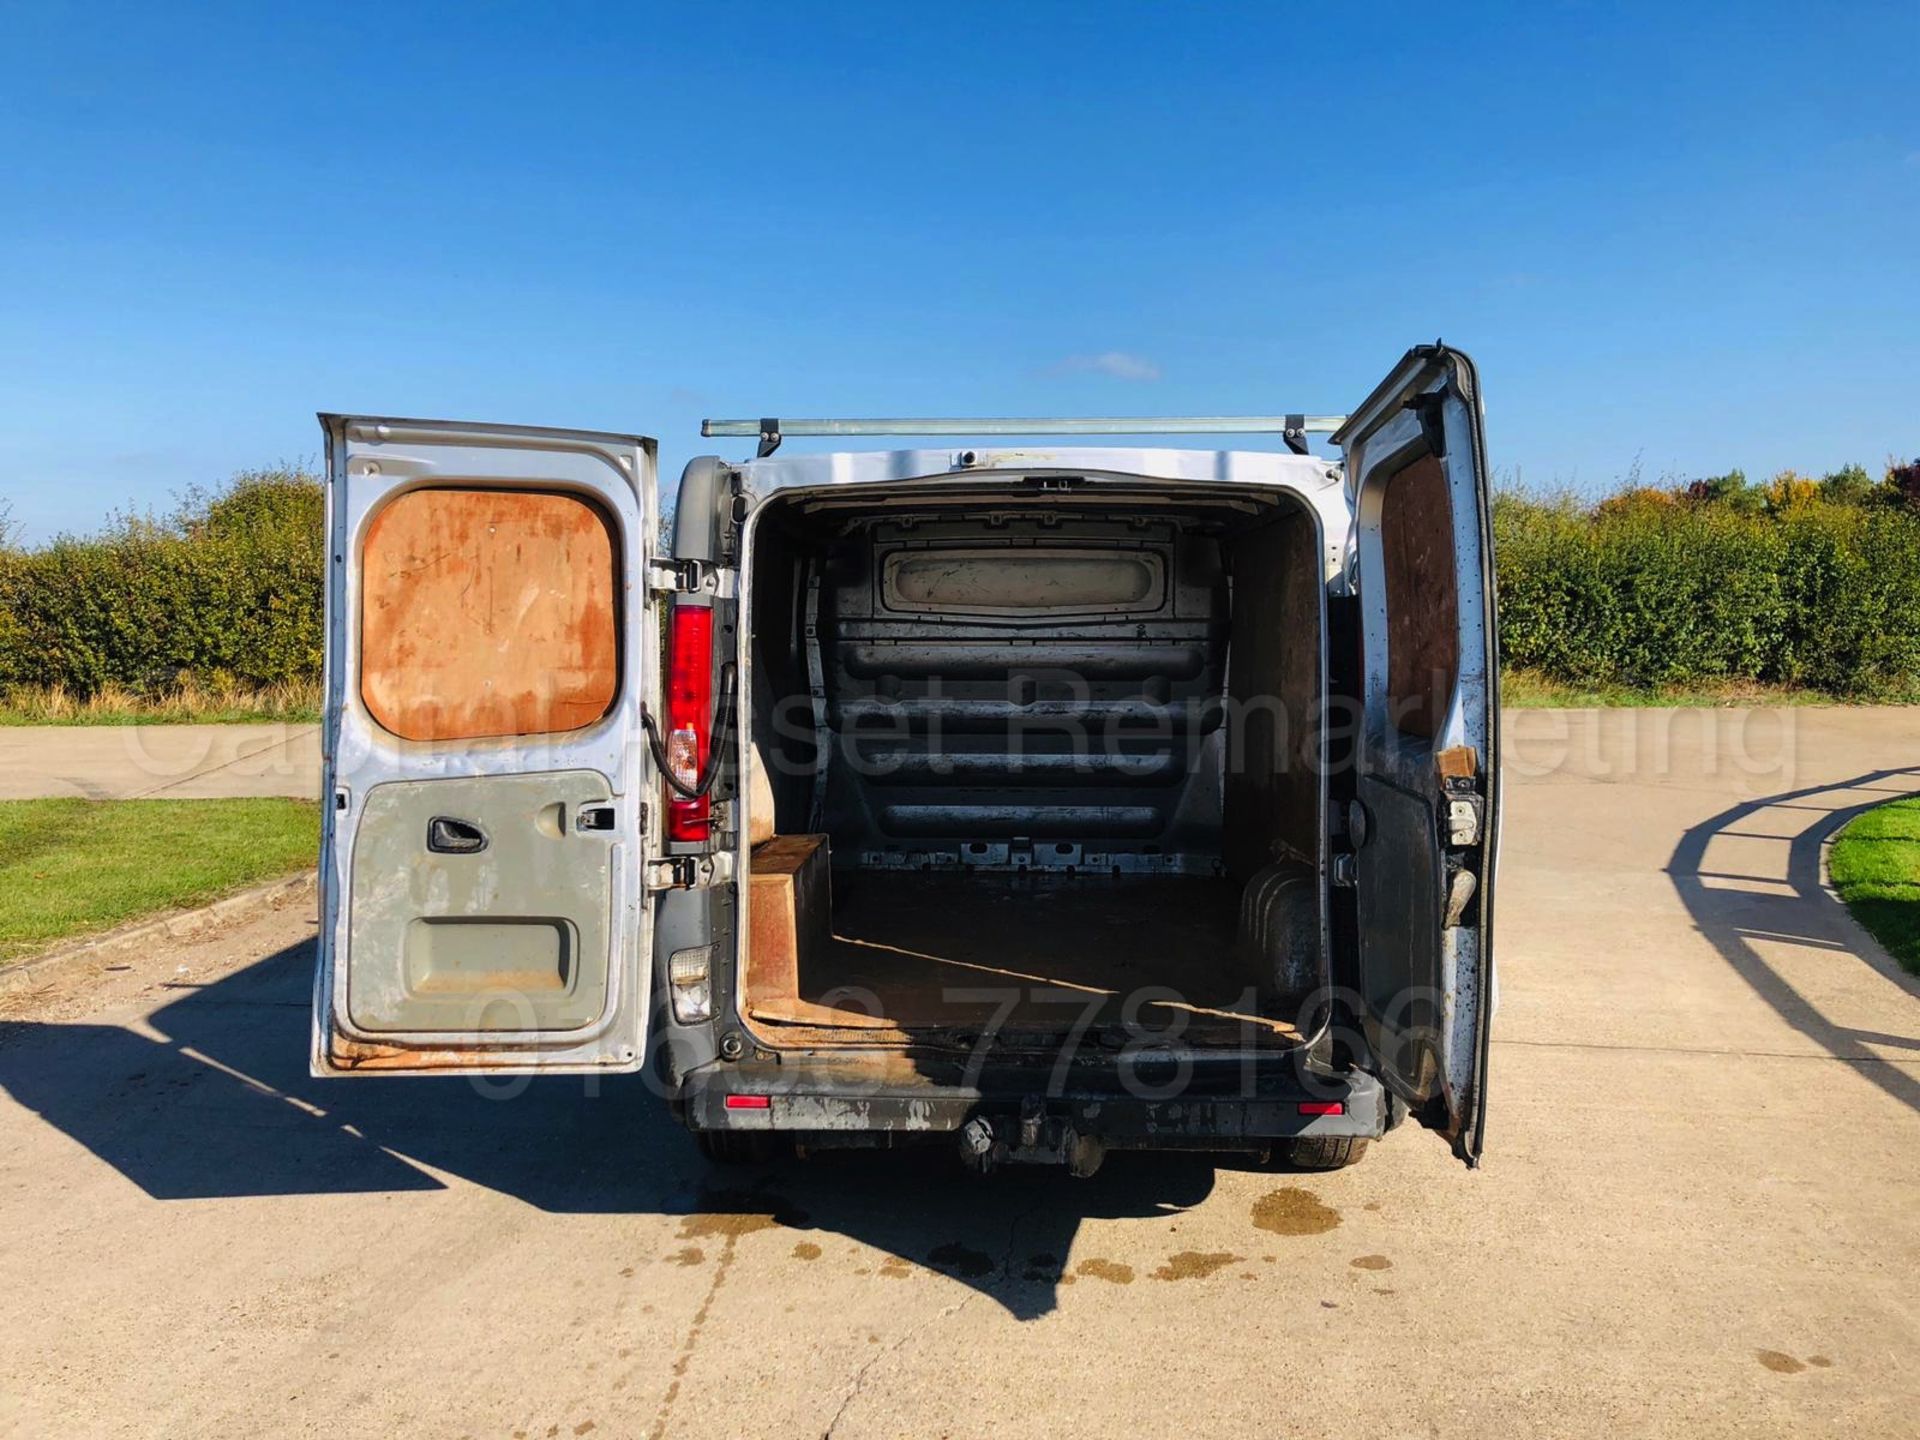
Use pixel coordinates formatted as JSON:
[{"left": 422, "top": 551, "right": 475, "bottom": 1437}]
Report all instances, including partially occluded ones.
[
  {"left": 1498, "top": 668, "right": 1920, "bottom": 709},
  {"left": 1828, "top": 795, "right": 1920, "bottom": 976},
  {"left": 0, "top": 798, "right": 319, "bottom": 964}
]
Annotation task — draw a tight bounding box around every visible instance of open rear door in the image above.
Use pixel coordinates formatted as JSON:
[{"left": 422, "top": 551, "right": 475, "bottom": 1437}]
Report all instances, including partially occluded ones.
[
  {"left": 1333, "top": 347, "right": 1499, "bottom": 1162},
  {"left": 313, "top": 417, "right": 659, "bottom": 1075}
]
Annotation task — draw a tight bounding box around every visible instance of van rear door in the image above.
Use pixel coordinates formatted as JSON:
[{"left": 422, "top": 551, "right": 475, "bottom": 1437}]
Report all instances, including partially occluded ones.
[
  {"left": 312, "top": 417, "right": 660, "bottom": 1075},
  {"left": 1332, "top": 347, "right": 1499, "bottom": 1162}
]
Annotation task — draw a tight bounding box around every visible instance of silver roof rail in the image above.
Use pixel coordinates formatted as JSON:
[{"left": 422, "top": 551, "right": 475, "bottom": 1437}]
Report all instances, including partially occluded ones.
[{"left": 702, "top": 414, "right": 1348, "bottom": 457}]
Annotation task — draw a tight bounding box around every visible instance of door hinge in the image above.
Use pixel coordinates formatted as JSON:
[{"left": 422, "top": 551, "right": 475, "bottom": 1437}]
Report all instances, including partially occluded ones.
[
  {"left": 645, "top": 850, "right": 737, "bottom": 892},
  {"left": 647, "top": 558, "right": 737, "bottom": 598},
  {"left": 1404, "top": 391, "right": 1449, "bottom": 458}
]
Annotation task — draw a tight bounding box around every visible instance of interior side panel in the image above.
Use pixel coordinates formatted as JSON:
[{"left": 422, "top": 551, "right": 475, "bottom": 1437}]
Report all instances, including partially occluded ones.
[
  {"left": 1222, "top": 509, "right": 1322, "bottom": 880},
  {"left": 742, "top": 514, "right": 816, "bottom": 830}
]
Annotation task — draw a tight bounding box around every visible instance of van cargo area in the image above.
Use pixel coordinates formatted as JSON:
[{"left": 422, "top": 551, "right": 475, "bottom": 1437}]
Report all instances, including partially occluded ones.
[{"left": 740, "top": 482, "right": 1328, "bottom": 1051}]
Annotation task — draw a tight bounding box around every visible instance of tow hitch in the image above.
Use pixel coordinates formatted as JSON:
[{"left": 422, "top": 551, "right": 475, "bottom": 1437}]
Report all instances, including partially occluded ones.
[{"left": 957, "top": 1098, "right": 1105, "bottom": 1178}]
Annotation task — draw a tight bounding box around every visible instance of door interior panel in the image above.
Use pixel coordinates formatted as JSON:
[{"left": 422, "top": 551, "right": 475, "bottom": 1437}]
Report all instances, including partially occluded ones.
[
  {"left": 1354, "top": 775, "right": 1442, "bottom": 1099},
  {"left": 347, "top": 770, "right": 616, "bottom": 1033}
]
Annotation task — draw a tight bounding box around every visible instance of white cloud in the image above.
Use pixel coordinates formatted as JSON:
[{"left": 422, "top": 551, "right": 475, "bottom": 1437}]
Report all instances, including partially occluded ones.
[{"left": 1052, "top": 351, "right": 1162, "bottom": 382}]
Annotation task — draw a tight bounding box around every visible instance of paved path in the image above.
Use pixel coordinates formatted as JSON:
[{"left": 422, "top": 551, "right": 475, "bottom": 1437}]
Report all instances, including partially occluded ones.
[
  {"left": 1, "top": 709, "right": 1917, "bottom": 1438},
  {"left": 0, "top": 723, "right": 320, "bottom": 800}
]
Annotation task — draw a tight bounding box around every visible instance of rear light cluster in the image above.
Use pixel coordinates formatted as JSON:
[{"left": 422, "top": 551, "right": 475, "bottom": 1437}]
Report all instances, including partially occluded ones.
[
  {"left": 666, "top": 602, "right": 714, "bottom": 841},
  {"left": 667, "top": 944, "right": 714, "bottom": 1023}
]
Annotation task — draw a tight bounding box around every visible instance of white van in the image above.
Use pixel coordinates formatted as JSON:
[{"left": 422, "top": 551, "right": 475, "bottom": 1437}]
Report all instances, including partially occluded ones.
[{"left": 311, "top": 343, "right": 1498, "bottom": 1174}]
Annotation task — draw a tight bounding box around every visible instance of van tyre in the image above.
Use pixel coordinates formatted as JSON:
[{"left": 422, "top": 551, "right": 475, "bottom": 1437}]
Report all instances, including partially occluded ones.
[
  {"left": 695, "top": 1130, "right": 786, "bottom": 1165},
  {"left": 1281, "top": 1136, "right": 1370, "bottom": 1170}
]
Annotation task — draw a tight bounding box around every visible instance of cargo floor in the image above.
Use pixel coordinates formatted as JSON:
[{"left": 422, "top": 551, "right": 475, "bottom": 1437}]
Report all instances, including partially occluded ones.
[{"left": 745, "top": 872, "right": 1300, "bottom": 1041}]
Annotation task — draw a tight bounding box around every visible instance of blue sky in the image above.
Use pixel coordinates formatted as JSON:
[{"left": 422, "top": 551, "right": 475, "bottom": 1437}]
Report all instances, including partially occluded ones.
[{"left": 1, "top": 1, "right": 1916, "bottom": 540}]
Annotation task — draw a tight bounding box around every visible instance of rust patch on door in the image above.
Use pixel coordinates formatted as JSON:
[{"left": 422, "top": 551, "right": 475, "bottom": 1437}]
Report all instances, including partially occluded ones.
[{"left": 360, "top": 487, "right": 619, "bottom": 741}]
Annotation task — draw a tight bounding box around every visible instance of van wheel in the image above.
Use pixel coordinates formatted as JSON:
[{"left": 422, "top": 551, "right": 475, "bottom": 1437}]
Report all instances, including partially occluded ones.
[
  {"left": 1280, "top": 1136, "right": 1370, "bottom": 1170},
  {"left": 695, "top": 1130, "right": 786, "bottom": 1165}
]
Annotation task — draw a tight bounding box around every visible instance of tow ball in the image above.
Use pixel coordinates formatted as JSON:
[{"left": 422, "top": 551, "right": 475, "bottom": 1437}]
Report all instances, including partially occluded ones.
[{"left": 957, "top": 1099, "right": 1105, "bottom": 1178}]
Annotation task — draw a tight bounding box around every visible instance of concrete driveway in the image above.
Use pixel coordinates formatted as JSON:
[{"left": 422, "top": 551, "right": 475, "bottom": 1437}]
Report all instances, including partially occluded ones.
[
  {"left": 0, "top": 723, "right": 320, "bottom": 800},
  {"left": 1, "top": 708, "right": 1917, "bottom": 1438}
]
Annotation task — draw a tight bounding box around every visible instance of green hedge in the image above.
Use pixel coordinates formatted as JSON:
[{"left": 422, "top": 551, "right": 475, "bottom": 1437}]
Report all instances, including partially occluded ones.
[
  {"left": 1494, "top": 480, "right": 1920, "bottom": 696},
  {"left": 0, "top": 470, "right": 324, "bottom": 695},
  {"left": 3, "top": 462, "right": 1917, "bottom": 703}
]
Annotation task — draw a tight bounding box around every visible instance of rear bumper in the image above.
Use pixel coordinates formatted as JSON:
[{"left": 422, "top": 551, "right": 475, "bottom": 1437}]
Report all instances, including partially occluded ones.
[{"left": 678, "top": 1060, "right": 1386, "bottom": 1147}]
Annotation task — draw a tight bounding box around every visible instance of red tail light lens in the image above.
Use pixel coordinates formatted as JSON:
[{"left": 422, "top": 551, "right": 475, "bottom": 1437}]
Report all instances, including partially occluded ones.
[
  {"left": 666, "top": 603, "right": 714, "bottom": 841},
  {"left": 1297, "top": 1100, "right": 1345, "bottom": 1116}
]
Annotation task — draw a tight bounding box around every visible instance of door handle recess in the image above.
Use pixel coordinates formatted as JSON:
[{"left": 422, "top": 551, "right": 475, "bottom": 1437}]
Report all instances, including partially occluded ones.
[{"left": 427, "top": 816, "right": 488, "bottom": 854}]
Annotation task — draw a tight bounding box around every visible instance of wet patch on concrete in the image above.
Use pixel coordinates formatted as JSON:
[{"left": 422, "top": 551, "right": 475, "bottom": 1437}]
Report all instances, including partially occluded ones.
[
  {"left": 1073, "top": 1257, "right": 1135, "bottom": 1285},
  {"left": 1022, "top": 1253, "right": 1065, "bottom": 1283},
  {"left": 1807, "top": 1355, "right": 1833, "bottom": 1368},
  {"left": 1350, "top": 1254, "right": 1392, "bottom": 1271},
  {"left": 790, "top": 1241, "right": 822, "bottom": 1261},
  {"left": 668, "top": 1246, "right": 704, "bottom": 1267},
  {"left": 926, "top": 1241, "right": 994, "bottom": 1278},
  {"left": 1152, "top": 1251, "right": 1243, "bottom": 1281},
  {"left": 1756, "top": 1350, "right": 1806, "bottom": 1374},
  {"left": 677, "top": 1190, "right": 809, "bottom": 1243},
  {"left": 878, "top": 1256, "right": 913, "bottom": 1279},
  {"left": 1252, "top": 1187, "right": 1341, "bottom": 1236}
]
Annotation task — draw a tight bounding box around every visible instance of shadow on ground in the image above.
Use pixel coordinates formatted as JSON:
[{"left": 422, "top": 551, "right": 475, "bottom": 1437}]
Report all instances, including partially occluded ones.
[
  {"left": 1667, "top": 764, "right": 1920, "bottom": 1119},
  {"left": 0, "top": 939, "right": 1268, "bottom": 1319}
]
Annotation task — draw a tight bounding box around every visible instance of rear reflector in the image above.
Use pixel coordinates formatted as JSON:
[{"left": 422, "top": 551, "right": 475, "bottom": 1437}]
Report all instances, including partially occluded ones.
[
  {"left": 723, "top": 1094, "right": 770, "bottom": 1110},
  {"left": 1297, "top": 1101, "right": 1345, "bottom": 1116},
  {"left": 666, "top": 603, "right": 714, "bottom": 842}
]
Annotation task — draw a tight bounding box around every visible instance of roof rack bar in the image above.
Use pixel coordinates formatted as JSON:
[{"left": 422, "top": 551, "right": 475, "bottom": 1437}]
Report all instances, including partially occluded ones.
[{"left": 702, "top": 414, "right": 1347, "bottom": 441}]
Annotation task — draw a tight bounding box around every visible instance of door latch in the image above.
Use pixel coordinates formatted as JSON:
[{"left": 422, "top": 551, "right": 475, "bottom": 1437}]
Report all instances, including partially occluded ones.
[{"left": 1444, "top": 795, "right": 1483, "bottom": 848}]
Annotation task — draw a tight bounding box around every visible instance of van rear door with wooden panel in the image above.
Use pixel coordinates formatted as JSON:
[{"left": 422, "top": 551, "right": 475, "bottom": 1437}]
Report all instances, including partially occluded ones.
[
  {"left": 1333, "top": 347, "right": 1499, "bottom": 1163},
  {"left": 313, "top": 418, "right": 659, "bottom": 1075}
]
